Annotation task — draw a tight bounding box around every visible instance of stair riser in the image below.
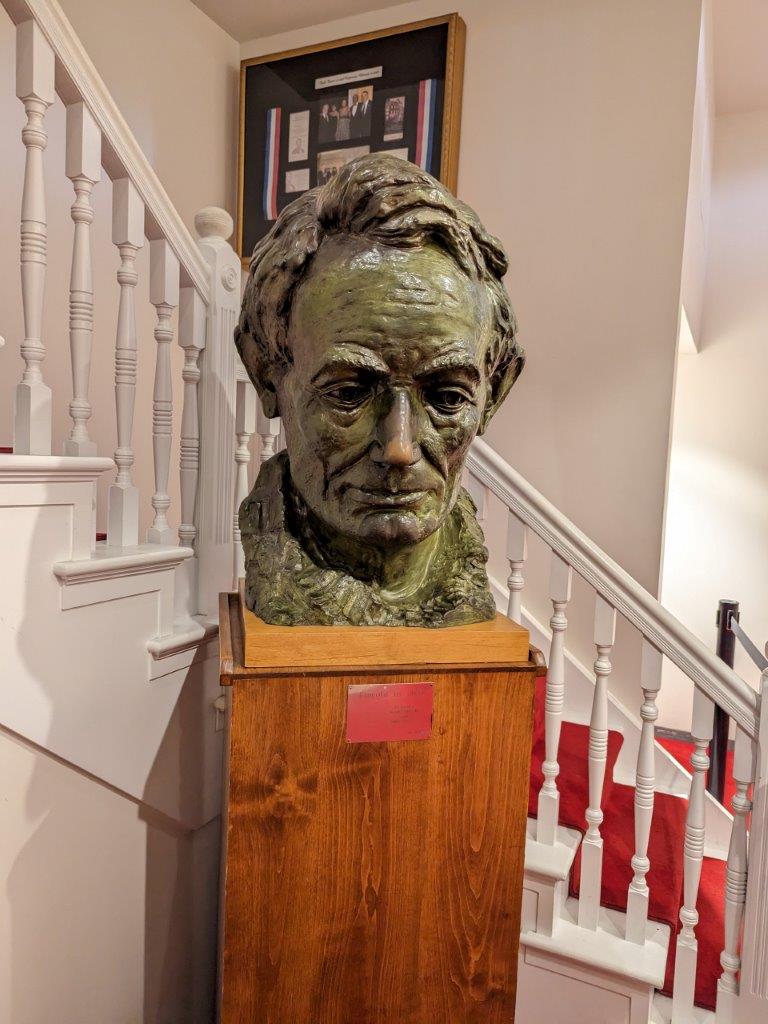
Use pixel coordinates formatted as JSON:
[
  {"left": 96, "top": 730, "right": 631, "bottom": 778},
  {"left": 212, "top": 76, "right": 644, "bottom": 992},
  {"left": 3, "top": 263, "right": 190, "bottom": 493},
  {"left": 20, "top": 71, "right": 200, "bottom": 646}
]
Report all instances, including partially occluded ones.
[{"left": 518, "top": 945, "right": 656, "bottom": 1024}]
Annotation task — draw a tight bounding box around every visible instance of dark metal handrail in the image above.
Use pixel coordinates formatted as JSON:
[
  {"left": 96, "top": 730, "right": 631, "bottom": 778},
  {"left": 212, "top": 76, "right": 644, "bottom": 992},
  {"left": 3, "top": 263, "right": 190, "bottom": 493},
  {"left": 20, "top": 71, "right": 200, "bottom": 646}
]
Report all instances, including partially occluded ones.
[
  {"left": 709, "top": 601, "right": 767, "bottom": 804},
  {"left": 709, "top": 600, "right": 739, "bottom": 803}
]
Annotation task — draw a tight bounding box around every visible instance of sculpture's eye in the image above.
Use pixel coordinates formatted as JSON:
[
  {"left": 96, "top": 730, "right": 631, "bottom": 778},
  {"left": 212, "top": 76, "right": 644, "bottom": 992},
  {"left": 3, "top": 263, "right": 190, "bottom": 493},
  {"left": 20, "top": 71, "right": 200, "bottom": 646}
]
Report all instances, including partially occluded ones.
[
  {"left": 424, "top": 386, "right": 471, "bottom": 415},
  {"left": 323, "top": 382, "right": 373, "bottom": 410}
]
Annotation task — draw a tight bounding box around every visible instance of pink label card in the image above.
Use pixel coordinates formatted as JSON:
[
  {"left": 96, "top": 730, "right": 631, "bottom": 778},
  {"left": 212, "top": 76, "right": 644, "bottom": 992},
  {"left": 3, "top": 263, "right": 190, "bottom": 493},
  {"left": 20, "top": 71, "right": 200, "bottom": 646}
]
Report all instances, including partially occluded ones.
[{"left": 346, "top": 682, "right": 434, "bottom": 743}]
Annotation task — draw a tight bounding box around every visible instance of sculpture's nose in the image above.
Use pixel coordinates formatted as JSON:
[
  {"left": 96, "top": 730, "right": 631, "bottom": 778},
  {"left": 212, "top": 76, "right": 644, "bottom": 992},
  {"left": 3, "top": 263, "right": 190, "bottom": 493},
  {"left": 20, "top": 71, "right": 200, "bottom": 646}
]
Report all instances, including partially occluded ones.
[{"left": 374, "top": 389, "right": 418, "bottom": 467}]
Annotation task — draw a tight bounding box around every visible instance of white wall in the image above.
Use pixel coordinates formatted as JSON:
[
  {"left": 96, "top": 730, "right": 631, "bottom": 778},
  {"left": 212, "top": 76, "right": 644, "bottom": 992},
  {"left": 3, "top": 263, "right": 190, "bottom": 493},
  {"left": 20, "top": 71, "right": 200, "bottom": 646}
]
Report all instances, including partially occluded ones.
[
  {"left": 680, "top": 0, "right": 714, "bottom": 347},
  {"left": 660, "top": 108, "right": 768, "bottom": 730},
  {"left": 57, "top": 0, "right": 239, "bottom": 229},
  {"left": 242, "top": 0, "right": 702, "bottom": 705},
  {"left": 0, "top": 727, "right": 220, "bottom": 1024}
]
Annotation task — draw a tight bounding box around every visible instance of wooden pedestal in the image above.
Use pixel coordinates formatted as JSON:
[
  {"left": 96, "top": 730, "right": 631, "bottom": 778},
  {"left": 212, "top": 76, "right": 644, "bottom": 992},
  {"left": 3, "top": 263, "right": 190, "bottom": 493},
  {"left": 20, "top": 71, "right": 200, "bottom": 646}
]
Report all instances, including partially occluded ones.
[{"left": 219, "top": 592, "right": 543, "bottom": 1024}]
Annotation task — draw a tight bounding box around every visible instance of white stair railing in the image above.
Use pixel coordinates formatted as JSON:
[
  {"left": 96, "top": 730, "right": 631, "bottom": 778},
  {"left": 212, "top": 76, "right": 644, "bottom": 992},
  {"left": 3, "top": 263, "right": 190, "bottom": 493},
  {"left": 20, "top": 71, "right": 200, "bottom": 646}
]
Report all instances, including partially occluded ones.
[
  {"left": 14, "top": 19, "right": 54, "bottom": 456},
  {"left": 178, "top": 286, "right": 206, "bottom": 551},
  {"left": 257, "top": 407, "right": 282, "bottom": 465},
  {"left": 673, "top": 686, "right": 715, "bottom": 1021},
  {"left": 233, "top": 380, "right": 256, "bottom": 586},
  {"left": 716, "top": 725, "right": 755, "bottom": 1021},
  {"left": 466, "top": 435, "right": 764, "bottom": 1018},
  {"left": 536, "top": 552, "right": 572, "bottom": 845},
  {"left": 505, "top": 512, "right": 527, "bottom": 624},
  {"left": 107, "top": 178, "right": 143, "bottom": 547},
  {"left": 195, "top": 207, "right": 242, "bottom": 619},
  {"left": 2, "top": 0, "right": 245, "bottom": 629},
  {"left": 626, "top": 638, "right": 662, "bottom": 944},
  {"left": 578, "top": 595, "right": 616, "bottom": 930},
  {"left": 736, "top": 667, "right": 768, "bottom": 1022},
  {"left": 147, "top": 240, "right": 179, "bottom": 545},
  {"left": 64, "top": 101, "right": 99, "bottom": 456}
]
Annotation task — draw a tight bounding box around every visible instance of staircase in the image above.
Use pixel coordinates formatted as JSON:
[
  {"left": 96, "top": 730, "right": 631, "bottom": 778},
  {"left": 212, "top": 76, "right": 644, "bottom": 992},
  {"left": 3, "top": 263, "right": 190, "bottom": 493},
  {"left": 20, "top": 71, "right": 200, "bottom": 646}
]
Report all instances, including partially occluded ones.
[
  {"left": 1, "top": 2, "right": 767, "bottom": 1023},
  {"left": 463, "top": 441, "right": 768, "bottom": 1024}
]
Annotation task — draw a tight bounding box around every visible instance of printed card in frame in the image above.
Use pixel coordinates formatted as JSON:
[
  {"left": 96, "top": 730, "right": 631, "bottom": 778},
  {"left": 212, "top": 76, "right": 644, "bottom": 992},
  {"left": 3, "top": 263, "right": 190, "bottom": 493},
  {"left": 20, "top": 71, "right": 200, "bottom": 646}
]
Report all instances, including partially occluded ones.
[{"left": 237, "top": 13, "right": 466, "bottom": 265}]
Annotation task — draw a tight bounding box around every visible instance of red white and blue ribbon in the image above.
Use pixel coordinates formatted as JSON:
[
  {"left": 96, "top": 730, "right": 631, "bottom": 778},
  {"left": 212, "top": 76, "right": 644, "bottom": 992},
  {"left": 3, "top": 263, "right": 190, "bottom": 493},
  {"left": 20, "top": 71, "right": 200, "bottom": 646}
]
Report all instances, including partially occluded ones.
[
  {"left": 263, "top": 107, "right": 281, "bottom": 221},
  {"left": 415, "top": 79, "right": 437, "bottom": 171}
]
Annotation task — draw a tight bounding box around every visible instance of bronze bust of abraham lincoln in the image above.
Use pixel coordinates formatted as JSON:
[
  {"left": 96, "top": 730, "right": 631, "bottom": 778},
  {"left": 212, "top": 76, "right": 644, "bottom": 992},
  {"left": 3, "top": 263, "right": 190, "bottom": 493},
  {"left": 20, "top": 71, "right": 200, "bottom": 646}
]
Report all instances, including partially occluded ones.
[{"left": 235, "top": 153, "right": 523, "bottom": 627}]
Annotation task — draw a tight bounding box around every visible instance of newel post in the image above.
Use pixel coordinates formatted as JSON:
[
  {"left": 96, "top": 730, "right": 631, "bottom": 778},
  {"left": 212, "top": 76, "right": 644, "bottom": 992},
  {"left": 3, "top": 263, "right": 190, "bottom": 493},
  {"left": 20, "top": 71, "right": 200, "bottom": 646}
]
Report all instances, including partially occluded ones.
[
  {"left": 735, "top": 666, "right": 768, "bottom": 1024},
  {"left": 195, "top": 206, "right": 241, "bottom": 619}
]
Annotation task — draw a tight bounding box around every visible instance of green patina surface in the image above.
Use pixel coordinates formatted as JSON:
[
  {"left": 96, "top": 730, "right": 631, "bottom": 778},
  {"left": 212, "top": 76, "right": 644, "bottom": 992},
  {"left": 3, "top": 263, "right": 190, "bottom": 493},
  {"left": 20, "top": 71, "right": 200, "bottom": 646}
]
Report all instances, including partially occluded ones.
[{"left": 235, "top": 153, "right": 523, "bottom": 627}]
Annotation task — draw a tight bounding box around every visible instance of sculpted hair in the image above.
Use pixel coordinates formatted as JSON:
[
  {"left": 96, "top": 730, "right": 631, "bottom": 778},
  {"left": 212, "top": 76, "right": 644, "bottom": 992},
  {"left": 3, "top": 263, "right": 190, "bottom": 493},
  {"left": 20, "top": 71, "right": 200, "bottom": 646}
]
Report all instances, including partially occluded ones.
[{"left": 235, "top": 153, "right": 523, "bottom": 427}]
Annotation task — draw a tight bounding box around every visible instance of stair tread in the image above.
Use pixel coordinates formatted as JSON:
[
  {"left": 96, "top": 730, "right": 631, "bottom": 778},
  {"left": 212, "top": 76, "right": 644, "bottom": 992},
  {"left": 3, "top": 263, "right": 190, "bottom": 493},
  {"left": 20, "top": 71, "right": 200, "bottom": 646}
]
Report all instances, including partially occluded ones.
[
  {"left": 522, "top": 896, "right": 669, "bottom": 988},
  {"left": 652, "top": 992, "right": 714, "bottom": 1023},
  {"left": 525, "top": 817, "right": 581, "bottom": 880}
]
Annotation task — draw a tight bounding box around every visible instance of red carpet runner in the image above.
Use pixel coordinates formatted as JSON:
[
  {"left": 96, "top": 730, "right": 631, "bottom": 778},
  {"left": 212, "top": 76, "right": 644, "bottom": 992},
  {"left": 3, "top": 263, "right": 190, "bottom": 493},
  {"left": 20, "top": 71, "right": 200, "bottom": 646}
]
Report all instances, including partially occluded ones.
[{"left": 529, "top": 678, "right": 726, "bottom": 1010}]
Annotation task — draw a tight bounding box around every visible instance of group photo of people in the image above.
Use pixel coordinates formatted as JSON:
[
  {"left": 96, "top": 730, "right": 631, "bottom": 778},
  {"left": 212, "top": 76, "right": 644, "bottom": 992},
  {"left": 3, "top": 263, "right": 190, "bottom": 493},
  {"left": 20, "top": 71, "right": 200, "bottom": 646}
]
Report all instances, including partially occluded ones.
[
  {"left": 317, "top": 85, "right": 374, "bottom": 144},
  {"left": 316, "top": 144, "right": 370, "bottom": 185}
]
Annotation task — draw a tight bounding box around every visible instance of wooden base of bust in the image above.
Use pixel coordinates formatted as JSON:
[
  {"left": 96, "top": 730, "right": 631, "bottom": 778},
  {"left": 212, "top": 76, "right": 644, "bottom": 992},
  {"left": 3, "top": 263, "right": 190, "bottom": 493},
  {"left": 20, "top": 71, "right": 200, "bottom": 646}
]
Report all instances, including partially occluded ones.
[{"left": 219, "top": 592, "right": 543, "bottom": 1024}]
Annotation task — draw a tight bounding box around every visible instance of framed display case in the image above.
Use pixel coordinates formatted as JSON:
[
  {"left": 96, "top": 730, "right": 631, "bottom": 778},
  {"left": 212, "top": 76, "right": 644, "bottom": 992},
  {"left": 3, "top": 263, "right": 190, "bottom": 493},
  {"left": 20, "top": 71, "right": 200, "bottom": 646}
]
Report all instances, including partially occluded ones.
[{"left": 237, "top": 13, "right": 466, "bottom": 263}]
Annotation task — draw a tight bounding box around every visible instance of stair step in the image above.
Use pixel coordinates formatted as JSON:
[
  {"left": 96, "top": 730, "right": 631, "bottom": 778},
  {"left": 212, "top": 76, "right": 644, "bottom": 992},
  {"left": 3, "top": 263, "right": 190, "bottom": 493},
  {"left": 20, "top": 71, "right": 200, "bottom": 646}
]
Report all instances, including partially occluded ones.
[
  {"left": 522, "top": 896, "right": 670, "bottom": 988},
  {"left": 53, "top": 543, "right": 193, "bottom": 587},
  {"left": 525, "top": 817, "right": 581, "bottom": 881},
  {"left": 651, "top": 993, "right": 714, "bottom": 1023},
  {"left": 0, "top": 453, "right": 114, "bottom": 482}
]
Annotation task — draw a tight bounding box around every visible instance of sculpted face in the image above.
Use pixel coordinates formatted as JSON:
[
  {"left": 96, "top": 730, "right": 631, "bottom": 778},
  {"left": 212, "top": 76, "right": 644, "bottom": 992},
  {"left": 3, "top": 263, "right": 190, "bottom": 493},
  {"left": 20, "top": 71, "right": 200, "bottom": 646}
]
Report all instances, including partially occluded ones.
[{"left": 276, "top": 235, "right": 494, "bottom": 551}]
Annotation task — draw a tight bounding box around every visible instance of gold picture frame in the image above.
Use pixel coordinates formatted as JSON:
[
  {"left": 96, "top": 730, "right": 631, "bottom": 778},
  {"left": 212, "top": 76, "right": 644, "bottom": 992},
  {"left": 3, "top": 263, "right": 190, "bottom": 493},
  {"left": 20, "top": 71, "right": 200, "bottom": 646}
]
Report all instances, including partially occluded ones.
[{"left": 237, "top": 13, "right": 466, "bottom": 265}]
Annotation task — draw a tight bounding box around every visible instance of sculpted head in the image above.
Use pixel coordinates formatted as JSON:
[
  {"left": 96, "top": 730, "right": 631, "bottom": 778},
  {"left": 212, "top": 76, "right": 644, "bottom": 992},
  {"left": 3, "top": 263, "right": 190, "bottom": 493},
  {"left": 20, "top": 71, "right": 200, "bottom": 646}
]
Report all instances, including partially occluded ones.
[{"left": 236, "top": 154, "right": 523, "bottom": 580}]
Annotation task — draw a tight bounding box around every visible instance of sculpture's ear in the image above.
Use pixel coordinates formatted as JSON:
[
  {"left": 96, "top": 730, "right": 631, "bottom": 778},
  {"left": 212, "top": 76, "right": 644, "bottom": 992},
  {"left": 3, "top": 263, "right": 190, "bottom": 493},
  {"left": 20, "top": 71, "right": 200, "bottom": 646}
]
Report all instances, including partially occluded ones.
[
  {"left": 478, "top": 344, "right": 525, "bottom": 435},
  {"left": 235, "top": 317, "right": 280, "bottom": 418},
  {"left": 255, "top": 380, "right": 279, "bottom": 419}
]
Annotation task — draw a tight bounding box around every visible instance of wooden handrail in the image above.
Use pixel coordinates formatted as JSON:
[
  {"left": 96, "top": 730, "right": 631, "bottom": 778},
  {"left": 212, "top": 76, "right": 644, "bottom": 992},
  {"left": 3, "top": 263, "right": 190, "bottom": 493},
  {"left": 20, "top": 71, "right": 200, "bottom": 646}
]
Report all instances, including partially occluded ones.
[
  {"left": 1, "top": 0, "right": 210, "bottom": 299},
  {"left": 467, "top": 437, "right": 760, "bottom": 738}
]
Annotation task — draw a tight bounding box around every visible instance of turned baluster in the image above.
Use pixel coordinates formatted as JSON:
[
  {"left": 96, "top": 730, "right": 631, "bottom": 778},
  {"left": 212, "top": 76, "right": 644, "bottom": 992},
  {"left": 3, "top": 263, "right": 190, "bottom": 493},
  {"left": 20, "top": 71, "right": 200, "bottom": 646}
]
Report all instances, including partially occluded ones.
[
  {"left": 14, "top": 21, "right": 55, "bottom": 455},
  {"left": 715, "top": 726, "right": 756, "bottom": 1021},
  {"left": 506, "top": 513, "right": 527, "bottom": 624},
  {"left": 578, "top": 595, "right": 617, "bottom": 929},
  {"left": 537, "top": 552, "right": 573, "bottom": 845},
  {"left": 672, "top": 685, "right": 715, "bottom": 1021},
  {"left": 257, "top": 407, "right": 281, "bottom": 464},
  {"left": 626, "top": 639, "right": 663, "bottom": 943},
  {"left": 178, "top": 287, "right": 206, "bottom": 549},
  {"left": 107, "top": 179, "right": 144, "bottom": 546},
  {"left": 64, "top": 102, "right": 100, "bottom": 455},
  {"left": 147, "top": 240, "right": 179, "bottom": 544},
  {"left": 233, "top": 381, "right": 256, "bottom": 584}
]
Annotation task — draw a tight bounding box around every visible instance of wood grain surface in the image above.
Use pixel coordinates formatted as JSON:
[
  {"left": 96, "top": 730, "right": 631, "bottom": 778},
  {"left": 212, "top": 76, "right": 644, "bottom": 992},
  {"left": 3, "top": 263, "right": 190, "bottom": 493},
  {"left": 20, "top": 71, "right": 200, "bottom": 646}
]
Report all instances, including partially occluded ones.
[
  {"left": 220, "top": 653, "right": 536, "bottom": 1023},
  {"left": 238, "top": 591, "right": 530, "bottom": 673}
]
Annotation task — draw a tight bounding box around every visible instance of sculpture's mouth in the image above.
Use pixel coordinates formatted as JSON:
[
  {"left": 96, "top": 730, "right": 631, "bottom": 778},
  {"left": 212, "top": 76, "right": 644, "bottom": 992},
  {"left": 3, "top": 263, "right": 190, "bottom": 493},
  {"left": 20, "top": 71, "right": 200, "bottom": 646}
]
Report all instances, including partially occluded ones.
[{"left": 350, "top": 487, "right": 429, "bottom": 508}]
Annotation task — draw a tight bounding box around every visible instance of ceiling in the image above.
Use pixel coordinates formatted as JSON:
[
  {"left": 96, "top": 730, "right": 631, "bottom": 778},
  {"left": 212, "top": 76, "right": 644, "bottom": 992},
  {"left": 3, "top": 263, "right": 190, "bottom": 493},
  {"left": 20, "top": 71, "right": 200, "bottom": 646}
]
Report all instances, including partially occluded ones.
[
  {"left": 192, "top": 0, "right": 413, "bottom": 44},
  {"left": 713, "top": 0, "right": 768, "bottom": 115}
]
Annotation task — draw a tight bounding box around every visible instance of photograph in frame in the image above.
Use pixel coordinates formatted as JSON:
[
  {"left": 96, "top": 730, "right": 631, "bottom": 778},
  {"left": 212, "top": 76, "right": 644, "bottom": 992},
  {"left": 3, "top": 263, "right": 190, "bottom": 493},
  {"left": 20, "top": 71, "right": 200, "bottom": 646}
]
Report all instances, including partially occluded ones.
[
  {"left": 316, "top": 145, "right": 371, "bottom": 186},
  {"left": 383, "top": 95, "right": 405, "bottom": 140}
]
